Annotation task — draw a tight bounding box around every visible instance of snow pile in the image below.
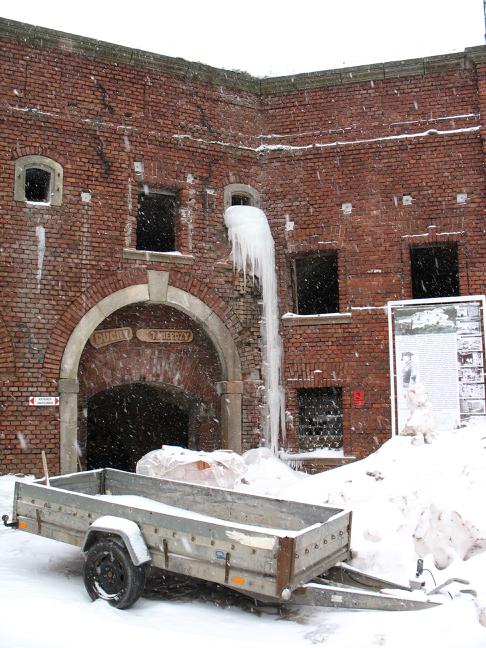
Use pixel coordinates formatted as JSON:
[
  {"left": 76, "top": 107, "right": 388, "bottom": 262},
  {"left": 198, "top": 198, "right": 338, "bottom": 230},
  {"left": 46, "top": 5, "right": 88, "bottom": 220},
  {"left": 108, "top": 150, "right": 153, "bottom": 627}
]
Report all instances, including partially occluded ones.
[
  {"left": 224, "top": 205, "right": 285, "bottom": 454},
  {"left": 282, "top": 421, "right": 486, "bottom": 626},
  {"left": 136, "top": 446, "right": 247, "bottom": 489},
  {"left": 400, "top": 383, "right": 436, "bottom": 442},
  {"left": 136, "top": 445, "right": 304, "bottom": 495},
  {"left": 236, "top": 446, "right": 306, "bottom": 497}
]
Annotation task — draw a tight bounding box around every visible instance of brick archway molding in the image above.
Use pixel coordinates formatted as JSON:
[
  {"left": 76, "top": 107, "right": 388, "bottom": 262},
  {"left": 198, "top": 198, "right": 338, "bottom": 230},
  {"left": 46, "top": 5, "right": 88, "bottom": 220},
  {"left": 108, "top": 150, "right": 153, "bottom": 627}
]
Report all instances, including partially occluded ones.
[{"left": 58, "top": 270, "right": 243, "bottom": 474}]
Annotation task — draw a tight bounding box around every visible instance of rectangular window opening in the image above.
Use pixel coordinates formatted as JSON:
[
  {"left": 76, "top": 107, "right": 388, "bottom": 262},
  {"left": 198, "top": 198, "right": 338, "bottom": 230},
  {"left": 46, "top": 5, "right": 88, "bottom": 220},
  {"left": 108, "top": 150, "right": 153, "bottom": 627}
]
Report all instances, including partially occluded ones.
[
  {"left": 136, "top": 191, "right": 177, "bottom": 253},
  {"left": 231, "top": 193, "right": 251, "bottom": 206},
  {"left": 410, "top": 243, "right": 459, "bottom": 299},
  {"left": 297, "top": 387, "right": 343, "bottom": 449},
  {"left": 25, "top": 167, "right": 51, "bottom": 203},
  {"left": 294, "top": 253, "right": 339, "bottom": 315}
]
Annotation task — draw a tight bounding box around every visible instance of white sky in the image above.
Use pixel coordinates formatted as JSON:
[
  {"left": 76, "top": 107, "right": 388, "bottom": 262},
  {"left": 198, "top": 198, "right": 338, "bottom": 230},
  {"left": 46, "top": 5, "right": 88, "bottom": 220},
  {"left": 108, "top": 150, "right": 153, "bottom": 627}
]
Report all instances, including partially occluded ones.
[{"left": 1, "top": 0, "right": 485, "bottom": 77}]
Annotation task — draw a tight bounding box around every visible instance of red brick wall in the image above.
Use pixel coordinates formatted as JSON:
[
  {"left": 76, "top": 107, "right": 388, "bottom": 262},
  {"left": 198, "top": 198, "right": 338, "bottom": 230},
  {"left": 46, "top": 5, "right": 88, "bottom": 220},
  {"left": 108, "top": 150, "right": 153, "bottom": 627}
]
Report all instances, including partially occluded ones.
[
  {"left": 1, "top": 21, "right": 485, "bottom": 474},
  {"left": 258, "top": 66, "right": 485, "bottom": 457},
  {"left": 0, "top": 30, "right": 264, "bottom": 474}
]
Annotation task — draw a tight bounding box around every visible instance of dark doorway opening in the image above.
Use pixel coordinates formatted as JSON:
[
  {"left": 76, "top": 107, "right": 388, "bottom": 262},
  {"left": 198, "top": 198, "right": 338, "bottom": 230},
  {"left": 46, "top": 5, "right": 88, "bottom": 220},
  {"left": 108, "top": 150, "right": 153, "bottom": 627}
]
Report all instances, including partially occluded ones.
[{"left": 86, "top": 383, "right": 189, "bottom": 472}]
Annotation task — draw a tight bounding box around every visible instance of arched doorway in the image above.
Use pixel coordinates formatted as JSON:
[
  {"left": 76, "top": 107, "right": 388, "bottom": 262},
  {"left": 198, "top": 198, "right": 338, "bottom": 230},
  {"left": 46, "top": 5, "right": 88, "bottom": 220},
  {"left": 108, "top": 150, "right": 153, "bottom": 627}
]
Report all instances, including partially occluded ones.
[
  {"left": 86, "top": 383, "right": 190, "bottom": 472},
  {"left": 58, "top": 278, "right": 243, "bottom": 474}
]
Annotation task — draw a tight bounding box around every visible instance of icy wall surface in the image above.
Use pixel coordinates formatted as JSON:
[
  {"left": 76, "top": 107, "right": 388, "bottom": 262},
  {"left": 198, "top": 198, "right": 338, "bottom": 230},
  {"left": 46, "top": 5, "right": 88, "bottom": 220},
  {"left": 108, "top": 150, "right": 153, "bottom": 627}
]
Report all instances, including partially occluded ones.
[{"left": 224, "top": 206, "right": 285, "bottom": 453}]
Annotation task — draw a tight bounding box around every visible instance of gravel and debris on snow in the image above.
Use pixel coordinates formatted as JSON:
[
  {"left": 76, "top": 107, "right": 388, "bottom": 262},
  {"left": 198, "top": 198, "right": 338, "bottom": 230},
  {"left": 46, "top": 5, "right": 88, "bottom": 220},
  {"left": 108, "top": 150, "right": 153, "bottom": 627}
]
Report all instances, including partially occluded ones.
[{"left": 1, "top": 422, "right": 486, "bottom": 647}]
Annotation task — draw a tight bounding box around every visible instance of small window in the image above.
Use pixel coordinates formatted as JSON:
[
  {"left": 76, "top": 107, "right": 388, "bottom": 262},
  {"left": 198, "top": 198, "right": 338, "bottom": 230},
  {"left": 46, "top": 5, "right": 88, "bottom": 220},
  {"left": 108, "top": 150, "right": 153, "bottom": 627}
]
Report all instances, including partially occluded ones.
[
  {"left": 14, "top": 155, "right": 63, "bottom": 206},
  {"left": 410, "top": 244, "right": 459, "bottom": 299},
  {"left": 25, "top": 167, "right": 51, "bottom": 203},
  {"left": 294, "top": 253, "right": 339, "bottom": 315},
  {"left": 231, "top": 193, "right": 251, "bottom": 206},
  {"left": 136, "top": 190, "right": 177, "bottom": 252},
  {"left": 224, "top": 183, "right": 260, "bottom": 210},
  {"left": 297, "top": 387, "right": 343, "bottom": 449}
]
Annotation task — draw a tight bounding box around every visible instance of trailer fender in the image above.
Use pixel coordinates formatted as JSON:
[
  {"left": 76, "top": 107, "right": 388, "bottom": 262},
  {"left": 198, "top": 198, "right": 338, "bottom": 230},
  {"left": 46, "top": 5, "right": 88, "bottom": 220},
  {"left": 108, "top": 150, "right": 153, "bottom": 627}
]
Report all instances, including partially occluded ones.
[{"left": 82, "top": 516, "right": 151, "bottom": 566}]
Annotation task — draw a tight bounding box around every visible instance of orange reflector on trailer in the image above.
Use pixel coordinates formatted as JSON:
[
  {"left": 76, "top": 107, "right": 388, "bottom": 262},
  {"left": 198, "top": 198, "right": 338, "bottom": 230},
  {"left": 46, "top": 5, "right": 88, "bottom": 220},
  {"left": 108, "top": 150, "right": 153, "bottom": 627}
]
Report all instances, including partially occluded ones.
[
  {"left": 231, "top": 576, "right": 245, "bottom": 586},
  {"left": 19, "top": 521, "right": 27, "bottom": 529}
]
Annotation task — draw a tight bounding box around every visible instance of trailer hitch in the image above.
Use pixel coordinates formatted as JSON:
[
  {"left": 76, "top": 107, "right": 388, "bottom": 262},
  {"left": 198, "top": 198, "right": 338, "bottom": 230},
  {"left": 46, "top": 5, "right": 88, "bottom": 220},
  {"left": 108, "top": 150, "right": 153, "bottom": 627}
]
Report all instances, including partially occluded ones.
[{"left": 2, "top": 514, "right": 18, "bottom": 529}]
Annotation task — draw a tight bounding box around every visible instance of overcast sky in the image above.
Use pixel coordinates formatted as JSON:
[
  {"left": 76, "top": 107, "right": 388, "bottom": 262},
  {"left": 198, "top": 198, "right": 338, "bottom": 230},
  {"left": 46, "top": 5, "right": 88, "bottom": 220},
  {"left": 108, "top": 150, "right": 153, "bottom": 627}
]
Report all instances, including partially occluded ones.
[{"left": 2, "top": 1, "right": 485, "bottom": 77}]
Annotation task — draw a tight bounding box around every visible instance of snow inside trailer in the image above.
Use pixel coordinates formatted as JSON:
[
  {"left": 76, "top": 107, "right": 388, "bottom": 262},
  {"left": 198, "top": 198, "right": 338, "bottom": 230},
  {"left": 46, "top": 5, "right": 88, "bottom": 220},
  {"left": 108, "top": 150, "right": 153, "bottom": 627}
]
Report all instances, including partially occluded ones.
[{"left": 10, "top": 468, "right": 352, "bottom": 601}]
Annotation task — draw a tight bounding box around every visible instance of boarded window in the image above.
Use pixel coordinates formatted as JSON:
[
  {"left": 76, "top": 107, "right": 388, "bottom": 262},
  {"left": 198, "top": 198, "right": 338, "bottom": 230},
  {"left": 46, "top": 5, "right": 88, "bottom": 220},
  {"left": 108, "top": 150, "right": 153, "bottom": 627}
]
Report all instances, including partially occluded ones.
[
  {"left": 136, "top": 191, "right": 177, "bottom": 252},
  {"left": 410, "top": 244, "right": 459, "bottom": 299},
  {"left": 25, "top": 167, "right": 51, "bottom": 203},
  {"left": 297, "top": 387, "right": 343, "bottom": 449},
  {"left": 294, "top": 253, "right": 339, "bottom": 315}
]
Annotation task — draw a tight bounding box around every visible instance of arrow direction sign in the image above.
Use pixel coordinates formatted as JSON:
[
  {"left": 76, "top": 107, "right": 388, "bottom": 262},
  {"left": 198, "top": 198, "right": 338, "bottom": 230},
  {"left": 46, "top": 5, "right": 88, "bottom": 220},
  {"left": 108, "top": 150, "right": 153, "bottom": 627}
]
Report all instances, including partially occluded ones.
[{"left": 28, "top": 396, "right": 60, "bottom": 406}]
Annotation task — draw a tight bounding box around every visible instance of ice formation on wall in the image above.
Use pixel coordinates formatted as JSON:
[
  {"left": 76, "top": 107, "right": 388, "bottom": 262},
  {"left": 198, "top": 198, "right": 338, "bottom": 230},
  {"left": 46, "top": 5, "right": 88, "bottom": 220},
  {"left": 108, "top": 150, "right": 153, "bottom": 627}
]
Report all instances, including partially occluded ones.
[
  {"left": 35, "top": 225, "right": 45, "bottom": 291},
  {"left": 224, "top": 205, "right": 285, "bottom": 454}
]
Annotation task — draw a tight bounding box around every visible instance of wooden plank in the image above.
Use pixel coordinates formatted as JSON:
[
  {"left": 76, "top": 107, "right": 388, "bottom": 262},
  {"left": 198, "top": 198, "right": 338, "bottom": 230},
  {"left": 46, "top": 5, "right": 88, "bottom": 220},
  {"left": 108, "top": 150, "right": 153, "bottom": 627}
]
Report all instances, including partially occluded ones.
[
  {"left": 291, "top": 547, "right": 352, "bottom": 588},
  {"left": 46, "top": 471, "right": 102, "bottom": 495},
  {"left": 104, "top": 469, "right": 344, "bottom": 529},
  {"left": 276, "top": 536, "right": 295, "bottom": 594},
  {"left": 293, "top": 512, "right": 351, "bottom": 574}
]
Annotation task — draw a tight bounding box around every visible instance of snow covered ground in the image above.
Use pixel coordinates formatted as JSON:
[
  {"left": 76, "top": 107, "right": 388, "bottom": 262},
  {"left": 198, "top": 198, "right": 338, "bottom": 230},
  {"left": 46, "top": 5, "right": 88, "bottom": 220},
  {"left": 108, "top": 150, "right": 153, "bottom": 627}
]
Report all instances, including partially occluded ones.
[{"left": 1, "top": 423, "right": 486, "bottom": 647}]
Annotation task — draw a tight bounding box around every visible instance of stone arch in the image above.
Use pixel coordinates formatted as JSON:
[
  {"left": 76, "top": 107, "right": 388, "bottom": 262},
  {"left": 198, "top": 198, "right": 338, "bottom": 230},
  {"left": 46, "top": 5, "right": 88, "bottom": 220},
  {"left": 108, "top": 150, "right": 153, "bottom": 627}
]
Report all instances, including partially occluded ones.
[
  {"left": 223, "top": 183, "right": 261, "bottom": 210},
  {"left": 58, "top": 272, "right": 243, "bottom": 473},
  {"left": 14, "top": 155, "right": 64, "bottom": 206}
]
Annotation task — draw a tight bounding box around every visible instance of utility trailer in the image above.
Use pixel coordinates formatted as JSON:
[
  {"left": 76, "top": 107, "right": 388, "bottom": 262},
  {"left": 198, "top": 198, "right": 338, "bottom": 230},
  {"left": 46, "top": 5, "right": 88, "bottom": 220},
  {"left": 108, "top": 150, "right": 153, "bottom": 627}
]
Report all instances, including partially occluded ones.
[{"left": 2, "top": 468, "right": 437, "bottom": 611}]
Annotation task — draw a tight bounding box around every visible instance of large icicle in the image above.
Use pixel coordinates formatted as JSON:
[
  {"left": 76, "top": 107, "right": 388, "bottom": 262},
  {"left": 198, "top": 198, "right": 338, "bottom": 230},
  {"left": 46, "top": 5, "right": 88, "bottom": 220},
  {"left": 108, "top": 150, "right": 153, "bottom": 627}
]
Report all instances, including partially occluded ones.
[{"left": 224, "top": 205, "right": 285, "bottom": 454}]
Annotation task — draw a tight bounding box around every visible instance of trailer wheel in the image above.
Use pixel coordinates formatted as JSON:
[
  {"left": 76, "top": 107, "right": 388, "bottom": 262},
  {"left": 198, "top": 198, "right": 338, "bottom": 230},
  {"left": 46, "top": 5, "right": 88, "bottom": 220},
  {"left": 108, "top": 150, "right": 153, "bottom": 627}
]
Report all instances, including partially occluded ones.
[{"left": 83, "top": 539, "right": 148, "bottom": 609}]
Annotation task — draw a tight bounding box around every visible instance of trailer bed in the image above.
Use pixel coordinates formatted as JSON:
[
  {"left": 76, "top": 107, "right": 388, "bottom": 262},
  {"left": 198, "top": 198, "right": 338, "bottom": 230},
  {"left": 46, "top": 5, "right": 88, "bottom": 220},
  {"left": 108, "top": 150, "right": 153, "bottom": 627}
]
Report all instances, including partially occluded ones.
[{"left": 10, "top": 468, "right": 352, "bottom": 601}]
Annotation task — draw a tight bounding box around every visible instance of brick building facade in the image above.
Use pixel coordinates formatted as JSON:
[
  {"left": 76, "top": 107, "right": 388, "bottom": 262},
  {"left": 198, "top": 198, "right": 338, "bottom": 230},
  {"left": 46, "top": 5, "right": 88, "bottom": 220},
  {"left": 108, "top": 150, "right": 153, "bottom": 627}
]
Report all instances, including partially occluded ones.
[{"left": 1, "top": 17, "right": 485, "bottom": 476}]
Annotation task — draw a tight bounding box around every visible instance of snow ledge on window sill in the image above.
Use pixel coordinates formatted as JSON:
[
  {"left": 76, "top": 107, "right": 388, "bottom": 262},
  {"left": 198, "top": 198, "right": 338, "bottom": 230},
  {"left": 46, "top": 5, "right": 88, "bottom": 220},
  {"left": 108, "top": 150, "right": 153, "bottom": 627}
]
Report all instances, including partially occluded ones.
[
  {"left": 123, "top": 248, "right": 195, "bottom": 265},
  {"left": 25, "top": 200, "right": 51, "bottom": 207},
  {"left": 281, "top": 450, "right": 356, "bottom": 467},
  {"left": 281, "top": 312, "right": 352, "bottom": 325}
]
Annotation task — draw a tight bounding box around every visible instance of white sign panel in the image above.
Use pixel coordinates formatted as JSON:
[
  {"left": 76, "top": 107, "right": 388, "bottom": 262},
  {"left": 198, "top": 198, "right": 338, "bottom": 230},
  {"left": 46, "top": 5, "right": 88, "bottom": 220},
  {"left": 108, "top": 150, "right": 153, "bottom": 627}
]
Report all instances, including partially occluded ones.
[
  {"left": 388, "top": 296, "right": 486, "bottom": 435},
  {"left": 29, "top": 396, "right": 59, "bottom": 406}
]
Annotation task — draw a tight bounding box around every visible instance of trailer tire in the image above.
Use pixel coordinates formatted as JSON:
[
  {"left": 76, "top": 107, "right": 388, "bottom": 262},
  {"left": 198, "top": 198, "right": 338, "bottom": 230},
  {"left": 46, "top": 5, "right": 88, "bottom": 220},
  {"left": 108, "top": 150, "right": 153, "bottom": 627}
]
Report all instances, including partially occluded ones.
[{"left": 83, "top": 538, "right": 148, "bottom": 609}]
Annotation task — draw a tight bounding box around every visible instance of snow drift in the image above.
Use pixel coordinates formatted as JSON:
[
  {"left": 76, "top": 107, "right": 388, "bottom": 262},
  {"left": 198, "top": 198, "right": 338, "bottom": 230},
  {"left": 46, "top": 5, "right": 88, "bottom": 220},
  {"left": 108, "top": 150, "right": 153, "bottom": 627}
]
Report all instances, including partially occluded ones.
[{"left": 281, "top": 421, "right": 486, "bottom": 626}]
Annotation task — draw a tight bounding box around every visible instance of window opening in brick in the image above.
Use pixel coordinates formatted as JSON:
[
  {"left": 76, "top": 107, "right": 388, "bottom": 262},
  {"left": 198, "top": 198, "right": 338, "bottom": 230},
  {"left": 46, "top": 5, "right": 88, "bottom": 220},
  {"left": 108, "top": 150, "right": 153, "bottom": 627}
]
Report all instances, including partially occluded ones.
[
  {"left": 410, "top": 243, "right": 459, "bottom": 299},
  {"left": 294, "top": 253, "right": 339, "bottom": 315},
  {"left": 136, "top": 191, "right": 177, "bottom": 252},
  {"left": 25, "top": 167, "right": 51, "bottom": 203},
  {"left": 231, "top": 193, "right": 251, "bottom": 206},
  {"left": 297, "top": 387, "right": 343, "bottom": 449},
  {"left": 224, "top": 184, "right": 260, "bottom": 210}
]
